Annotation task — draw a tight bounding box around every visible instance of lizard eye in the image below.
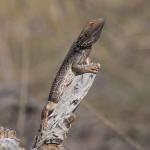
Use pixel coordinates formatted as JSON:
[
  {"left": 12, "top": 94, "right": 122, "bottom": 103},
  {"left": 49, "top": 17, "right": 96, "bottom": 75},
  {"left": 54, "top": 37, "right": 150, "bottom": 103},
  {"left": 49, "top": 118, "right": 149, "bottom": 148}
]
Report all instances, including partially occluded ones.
[{"left": 85, "top": 33, "right": 88, "bottom": 37}]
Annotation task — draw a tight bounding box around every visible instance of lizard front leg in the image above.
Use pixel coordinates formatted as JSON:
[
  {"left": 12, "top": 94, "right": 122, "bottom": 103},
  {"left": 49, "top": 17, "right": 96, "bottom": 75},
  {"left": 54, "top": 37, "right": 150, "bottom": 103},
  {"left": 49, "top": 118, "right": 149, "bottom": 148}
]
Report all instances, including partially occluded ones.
[
  {"left": 72, "top": 58, "right": 101, "bottom": 74},
  {"left": 85, "top": 57, "right": 91, "bottom": 65}
]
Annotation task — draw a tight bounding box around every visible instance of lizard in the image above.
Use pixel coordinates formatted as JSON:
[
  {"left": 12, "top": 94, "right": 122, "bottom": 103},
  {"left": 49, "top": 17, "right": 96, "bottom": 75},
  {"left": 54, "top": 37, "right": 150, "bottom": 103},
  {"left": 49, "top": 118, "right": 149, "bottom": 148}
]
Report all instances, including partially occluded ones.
[{"left": 40, "top": 18, "right": 105, "bottom": 131}]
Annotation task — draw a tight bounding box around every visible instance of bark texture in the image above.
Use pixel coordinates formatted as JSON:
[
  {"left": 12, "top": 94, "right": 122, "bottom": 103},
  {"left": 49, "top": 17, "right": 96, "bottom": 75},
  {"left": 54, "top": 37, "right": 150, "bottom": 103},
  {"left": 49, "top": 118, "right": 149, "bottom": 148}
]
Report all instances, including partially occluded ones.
[
  {"left": 33, "top": 73, "right": 96, "bottom": 150},
  {"left": 0, "top": 127, "right": 24, "bottom": 150}
]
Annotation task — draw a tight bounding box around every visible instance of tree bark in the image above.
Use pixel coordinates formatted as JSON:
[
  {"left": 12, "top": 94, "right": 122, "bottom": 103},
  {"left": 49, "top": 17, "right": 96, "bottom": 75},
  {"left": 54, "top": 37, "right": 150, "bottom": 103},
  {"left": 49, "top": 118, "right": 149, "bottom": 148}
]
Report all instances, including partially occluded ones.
[
  {"left": 0, "top": 127, "right": 24, "bottom": 150},
  {"left": 32, "top": 73, "right": 97, "bottom": 150}
]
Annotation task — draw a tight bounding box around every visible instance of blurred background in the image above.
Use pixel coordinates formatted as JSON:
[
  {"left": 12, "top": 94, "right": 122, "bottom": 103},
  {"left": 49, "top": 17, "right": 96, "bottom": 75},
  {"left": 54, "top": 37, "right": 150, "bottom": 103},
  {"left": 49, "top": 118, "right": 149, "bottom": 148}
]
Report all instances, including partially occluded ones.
[{"left": 0, "top": 0, "right": 150, "bottom": 149}]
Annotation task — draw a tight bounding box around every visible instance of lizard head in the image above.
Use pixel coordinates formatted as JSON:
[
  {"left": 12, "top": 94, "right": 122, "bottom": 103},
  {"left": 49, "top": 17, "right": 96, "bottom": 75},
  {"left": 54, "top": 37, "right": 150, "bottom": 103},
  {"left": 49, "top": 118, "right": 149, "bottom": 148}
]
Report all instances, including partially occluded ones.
[{"left": 77, "top": 18, "right": 105, "bottom": 49}]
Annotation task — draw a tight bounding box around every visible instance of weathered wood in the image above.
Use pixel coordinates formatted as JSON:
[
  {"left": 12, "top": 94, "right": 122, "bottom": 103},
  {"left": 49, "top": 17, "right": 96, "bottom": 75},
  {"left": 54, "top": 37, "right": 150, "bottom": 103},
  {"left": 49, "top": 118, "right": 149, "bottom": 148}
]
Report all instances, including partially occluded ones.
[
  {"left": 33, "top": 73, "right": 97, "bottom": 150},
  {"left": 0, "top": 127, "right": 24, "bottom": 150}
]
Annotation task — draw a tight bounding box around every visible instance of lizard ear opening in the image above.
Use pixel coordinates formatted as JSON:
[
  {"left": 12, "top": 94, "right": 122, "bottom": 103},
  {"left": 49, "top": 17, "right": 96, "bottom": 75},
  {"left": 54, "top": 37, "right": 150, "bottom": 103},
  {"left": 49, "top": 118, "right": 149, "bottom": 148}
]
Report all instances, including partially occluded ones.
[{"left": 89, "top": 22, "right": 95, "bottom": 27}]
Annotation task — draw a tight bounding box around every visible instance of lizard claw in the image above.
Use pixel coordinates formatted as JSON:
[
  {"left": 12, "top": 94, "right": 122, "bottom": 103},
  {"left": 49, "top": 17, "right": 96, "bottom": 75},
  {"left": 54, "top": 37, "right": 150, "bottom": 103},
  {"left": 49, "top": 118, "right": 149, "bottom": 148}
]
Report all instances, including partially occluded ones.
[
  {"left": 43, "top": 121, "right": 48, "bottom": 130},
  {"left": 87, "top": 63, "right": 101, "bottom": 73},
  {"left": 39, "top": 119, "right": 48, "bottom": 132},
  {"left": 64, "top": 113, "right": 76, "bottom": 128}
]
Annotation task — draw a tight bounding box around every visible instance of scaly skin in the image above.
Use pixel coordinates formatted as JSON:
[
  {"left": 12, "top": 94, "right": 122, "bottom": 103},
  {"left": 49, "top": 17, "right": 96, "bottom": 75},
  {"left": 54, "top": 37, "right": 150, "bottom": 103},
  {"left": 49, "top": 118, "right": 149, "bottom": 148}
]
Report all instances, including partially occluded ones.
[{"left": 40, "top": 18, "right": 105, "bottom": 130}]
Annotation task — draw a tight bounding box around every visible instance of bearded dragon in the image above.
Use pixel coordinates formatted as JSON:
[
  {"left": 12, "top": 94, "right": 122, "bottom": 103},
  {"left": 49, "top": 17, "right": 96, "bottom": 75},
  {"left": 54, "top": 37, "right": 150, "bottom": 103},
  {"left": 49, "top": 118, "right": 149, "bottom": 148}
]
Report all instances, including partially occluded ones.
[{"left": 40, "top": 18, "right": 105, "bottom": 130}]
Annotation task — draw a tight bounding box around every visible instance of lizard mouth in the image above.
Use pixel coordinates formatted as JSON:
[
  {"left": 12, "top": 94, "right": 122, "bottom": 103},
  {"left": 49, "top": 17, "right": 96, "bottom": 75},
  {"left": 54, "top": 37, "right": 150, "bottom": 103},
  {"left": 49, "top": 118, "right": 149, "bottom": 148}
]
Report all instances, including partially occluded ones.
[{"left": 91, "top": 18, "right": 105, "bottom": 42}]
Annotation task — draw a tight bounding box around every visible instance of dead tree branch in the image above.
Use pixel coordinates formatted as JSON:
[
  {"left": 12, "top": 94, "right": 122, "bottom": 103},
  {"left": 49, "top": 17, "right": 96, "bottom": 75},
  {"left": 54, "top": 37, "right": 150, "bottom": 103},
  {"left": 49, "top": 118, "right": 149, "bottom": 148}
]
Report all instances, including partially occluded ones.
[
  {"left": 33, "top": 73, "right": 97, "bottom": 150},
  {"left": 0, "top": 127, "right": 25, "bottom": 150}
]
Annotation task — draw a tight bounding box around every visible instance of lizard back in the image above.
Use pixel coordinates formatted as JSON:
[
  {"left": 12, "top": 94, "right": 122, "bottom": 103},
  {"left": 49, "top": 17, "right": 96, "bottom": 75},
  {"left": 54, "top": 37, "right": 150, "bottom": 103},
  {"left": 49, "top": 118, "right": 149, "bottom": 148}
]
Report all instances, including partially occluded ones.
[{"left": 48, "top": 45, "right": 91, "bottom": 102}]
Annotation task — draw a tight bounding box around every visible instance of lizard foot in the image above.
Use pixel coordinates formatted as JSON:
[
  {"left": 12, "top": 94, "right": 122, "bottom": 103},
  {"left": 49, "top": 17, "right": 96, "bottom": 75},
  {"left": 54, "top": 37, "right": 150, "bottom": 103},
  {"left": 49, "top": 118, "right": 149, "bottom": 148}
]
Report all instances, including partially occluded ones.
[
  {"left": 86, "top": 63, "right": 101, "bottom": 73},
  {"left": 64, "top": 113, "right": 76, "bottom": 128},
  {"left": 39, "top": 119, "right": 48, "bottom": 132},
  {"left": 40, "top": 101, "right": 57, "bottom": 132}
]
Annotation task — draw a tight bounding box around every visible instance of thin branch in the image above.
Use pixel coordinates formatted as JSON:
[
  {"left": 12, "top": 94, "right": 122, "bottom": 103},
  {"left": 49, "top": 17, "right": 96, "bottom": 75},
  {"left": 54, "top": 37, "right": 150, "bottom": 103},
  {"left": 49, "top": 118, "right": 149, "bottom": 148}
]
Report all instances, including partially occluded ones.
[{"left": 17, "top": 29, "right": 30, "bottom": 135}]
